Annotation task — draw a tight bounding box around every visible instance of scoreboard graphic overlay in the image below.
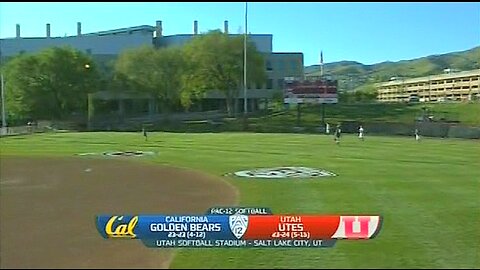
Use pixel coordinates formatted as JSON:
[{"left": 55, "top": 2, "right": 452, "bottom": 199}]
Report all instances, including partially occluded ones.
[{"left": 96, "top": 207, "right": 383, "bottom": 248}]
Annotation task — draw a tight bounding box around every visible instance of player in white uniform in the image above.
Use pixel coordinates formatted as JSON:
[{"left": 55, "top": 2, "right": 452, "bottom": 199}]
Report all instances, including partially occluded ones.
[
  {"left": 415, "top": 128, "right": 420, "bottom": 142},
  {"left": 358, "top": 125, "right": 364, "bottom": 141}
]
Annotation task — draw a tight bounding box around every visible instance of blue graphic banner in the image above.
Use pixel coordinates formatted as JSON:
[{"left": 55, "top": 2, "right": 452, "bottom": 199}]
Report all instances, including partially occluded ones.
[{"left": 96, "top": 215, "right": 235, "bottom": 240}]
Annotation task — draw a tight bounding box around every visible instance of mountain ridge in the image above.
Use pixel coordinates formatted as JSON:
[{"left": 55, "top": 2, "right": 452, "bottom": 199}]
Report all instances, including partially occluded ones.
[{"left": 304, "top": 46, "right": 480, "bottom": 92}]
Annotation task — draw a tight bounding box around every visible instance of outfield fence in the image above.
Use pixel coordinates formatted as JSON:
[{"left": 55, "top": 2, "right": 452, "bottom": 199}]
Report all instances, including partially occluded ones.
[
  {"left": 0, "top": 121, "right": 78, "bottom": 137},
  {"left": 338, "top": 121, "right": 480, "bottom": 139},
  {"left": 1, "top": 118, "right": 478, "bottom": 139}
]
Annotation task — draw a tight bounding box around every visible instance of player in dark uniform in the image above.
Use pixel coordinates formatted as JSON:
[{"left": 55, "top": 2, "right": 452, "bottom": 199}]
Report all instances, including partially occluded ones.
[
  {"left": 334, "top": 124, "right": 341, "bottom": 144},
  {"left": 143, "top": 126, "right": 148, "bottom": 141}
]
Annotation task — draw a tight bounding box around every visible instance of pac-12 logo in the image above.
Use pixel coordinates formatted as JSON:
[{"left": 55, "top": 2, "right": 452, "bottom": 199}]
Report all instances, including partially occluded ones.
[
  {"left": 104, "top": 216, "right": 139, "bottom": 238},
  {"left": 332, "top": 216, "right": 383, "bottom": 239},
  {"left": 229, "top": 214, "right": 249, "bottom": 239}
]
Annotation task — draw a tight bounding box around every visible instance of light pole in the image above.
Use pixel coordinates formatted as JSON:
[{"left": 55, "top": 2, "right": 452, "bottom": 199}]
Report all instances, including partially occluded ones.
[
  {"left": 243, "top": 1, "right": 248, "bottom": 117},
  {"left": 85, "top": 63, "right": 93, "bottom": 130}
]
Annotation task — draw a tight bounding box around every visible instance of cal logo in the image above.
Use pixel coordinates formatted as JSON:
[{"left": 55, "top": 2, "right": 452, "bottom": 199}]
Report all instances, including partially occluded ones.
[{"left": 103, "top": 215, "right": 139, "bottom": 238}]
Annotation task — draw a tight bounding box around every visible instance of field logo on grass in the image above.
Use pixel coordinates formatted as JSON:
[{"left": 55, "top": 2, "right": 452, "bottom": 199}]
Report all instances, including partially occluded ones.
[
  {"left": 76, "top": 151, "right": 155, "bottom": 157},
  {"left": 103, "top": 151, "right": 155, "bottom": 157},
  {"left": 232, "top": 167, "right": 336, "bottom": 179}
]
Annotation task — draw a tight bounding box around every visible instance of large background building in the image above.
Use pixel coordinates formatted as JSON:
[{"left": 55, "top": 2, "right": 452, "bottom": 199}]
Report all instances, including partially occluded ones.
[
  {"left": 0, "top": 23, "right": 155, "bottom": 57},
  {"left": 0, "top": 20, "right": 304, "bottom": 115},
  {"left": 376, "top": 69, "right": 480, "bottom": 103},
  {"left": 153, "top": 20, "right": 304, "bottom": 85}
]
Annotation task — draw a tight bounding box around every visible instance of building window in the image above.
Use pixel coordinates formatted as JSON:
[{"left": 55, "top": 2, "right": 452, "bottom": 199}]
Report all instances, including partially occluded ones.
[
  {"left": 267, "top": 79, "right": 273, "bottom": 89},
  {"left": 256, "top": 82, "right": 263, "bottom": 89},
  {"left": 266, "top": 60, "right": 273, "bottom": 71}
]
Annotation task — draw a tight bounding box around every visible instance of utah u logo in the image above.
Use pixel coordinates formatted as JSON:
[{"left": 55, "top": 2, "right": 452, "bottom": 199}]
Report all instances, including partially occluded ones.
[
  {"left": 332, "top": 216, "right": 382, "bottom": 240},
  {"left": 343, "top": 216, "right": 371, "bottom": 239}
]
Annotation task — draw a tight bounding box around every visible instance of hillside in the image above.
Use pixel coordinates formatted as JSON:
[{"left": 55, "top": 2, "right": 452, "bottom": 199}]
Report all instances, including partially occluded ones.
[{"left": 305, "top": 46, "right": 480, "bottom": 92}]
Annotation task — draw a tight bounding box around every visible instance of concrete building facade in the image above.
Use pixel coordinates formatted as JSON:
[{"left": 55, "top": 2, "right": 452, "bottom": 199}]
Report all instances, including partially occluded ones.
[
  {"left": 1, "top": 21, "right": 303, "bottom": 84},
  {"left": 0, "top": 23, "right": 155, "bottom": 57},
  {"left": 0, "top": 20, "right": 304, "bottom": 116},
  {"left": 376, "top": 69, "right": 480, "bottom": 103}
]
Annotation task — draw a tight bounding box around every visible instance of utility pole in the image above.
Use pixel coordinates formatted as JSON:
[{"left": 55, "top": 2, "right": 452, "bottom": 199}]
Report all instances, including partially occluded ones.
[
  {"left": 243, "top": 2, "right": 248, "bottom": 130},
  {"left": 320, "top": 50, "right": 324, "bottom": 77}
]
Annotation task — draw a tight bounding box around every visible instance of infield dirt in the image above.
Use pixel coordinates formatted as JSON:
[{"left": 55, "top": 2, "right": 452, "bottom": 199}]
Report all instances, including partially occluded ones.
[{"left": 0, "top": 156, "right": 238, "bottom": 268}]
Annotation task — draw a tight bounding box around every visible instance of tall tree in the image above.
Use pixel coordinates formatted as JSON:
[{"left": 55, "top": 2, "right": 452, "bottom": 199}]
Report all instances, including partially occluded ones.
[
  {"left": 182, "top": 30, "right": 267, "bottom": 116},
  {"left": 115, "top": 46, "right": 186, "bottom": 113},
  {"left": 3, "top": 46, "right": 100, "bottom": 121},
  {"left": 353, "top": 83, "right": 378, "bottom": 102}
]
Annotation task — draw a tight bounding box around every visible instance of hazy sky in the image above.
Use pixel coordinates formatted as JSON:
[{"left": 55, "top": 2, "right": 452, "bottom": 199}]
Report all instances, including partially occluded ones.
[{"left": 1, "top": 2, "right": 479, "bottom": 66}]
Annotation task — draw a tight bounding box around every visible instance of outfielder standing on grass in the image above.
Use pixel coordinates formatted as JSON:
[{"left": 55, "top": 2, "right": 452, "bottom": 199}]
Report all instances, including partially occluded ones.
[
  {"left": 143, "top": 126, "right": 148, "bottom": 141},
  {"left": 358, "top": 125, "right": 365, "bottom": 141},
  {"left": 334, "top": 124, "right": 342, "bottom": 145},
  {"left": 415, "top": 128, "right": 420, "bottom": 142}
]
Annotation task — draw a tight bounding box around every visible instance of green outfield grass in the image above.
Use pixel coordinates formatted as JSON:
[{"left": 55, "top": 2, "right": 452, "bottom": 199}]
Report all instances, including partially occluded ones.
[{"left": 1, "top": 132, "right": 479, "bottom": 268}]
